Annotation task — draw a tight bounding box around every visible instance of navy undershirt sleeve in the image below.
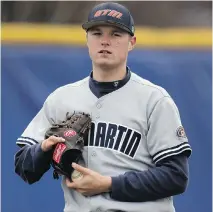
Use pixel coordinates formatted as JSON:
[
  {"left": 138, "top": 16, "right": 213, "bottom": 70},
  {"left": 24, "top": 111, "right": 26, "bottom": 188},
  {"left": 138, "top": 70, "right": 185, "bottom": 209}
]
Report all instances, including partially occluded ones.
[
  {"left": 110, "top": 154, "right": 189, "bottom": 202},
  {"left": 14, "top": 143, "right": 53, "bottom": 184}
]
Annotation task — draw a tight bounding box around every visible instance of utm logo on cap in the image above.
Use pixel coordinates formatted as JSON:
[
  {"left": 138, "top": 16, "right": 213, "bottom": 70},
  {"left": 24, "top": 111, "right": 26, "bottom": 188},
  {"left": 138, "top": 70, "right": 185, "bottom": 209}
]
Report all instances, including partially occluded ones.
[{"left": 94, "top": 9, "right": 123, "bottom": 19}]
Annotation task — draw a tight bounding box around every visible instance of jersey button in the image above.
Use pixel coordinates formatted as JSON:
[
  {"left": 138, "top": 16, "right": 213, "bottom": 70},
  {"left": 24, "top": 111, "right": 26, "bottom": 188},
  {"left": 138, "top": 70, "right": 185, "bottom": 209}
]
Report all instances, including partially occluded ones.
[
  {"left": 96, "top": 114, "right": 100, "bottom": 119},
  {"left": 96, "top": 103, "right": 102, "bottom": 109},
  {"left": 91, "top": 151, "right": 96, "bottom": 156},
  {"left": 96, "top": 208, "right": 101, "bottom": 212}
]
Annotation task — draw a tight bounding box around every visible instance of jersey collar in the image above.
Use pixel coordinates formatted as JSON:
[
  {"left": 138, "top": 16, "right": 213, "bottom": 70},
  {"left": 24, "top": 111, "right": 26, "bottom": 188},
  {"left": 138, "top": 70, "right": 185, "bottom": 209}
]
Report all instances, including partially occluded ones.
[{"left": 89, "top": 66, "right": 131, "bottom": 98}]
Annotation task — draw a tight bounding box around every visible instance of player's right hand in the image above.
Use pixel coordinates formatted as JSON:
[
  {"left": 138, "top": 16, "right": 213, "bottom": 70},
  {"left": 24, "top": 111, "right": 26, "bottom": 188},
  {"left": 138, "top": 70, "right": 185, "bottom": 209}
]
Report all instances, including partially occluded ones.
[{"left": 41, "top": 136, "right": 65, "bottom": 152}]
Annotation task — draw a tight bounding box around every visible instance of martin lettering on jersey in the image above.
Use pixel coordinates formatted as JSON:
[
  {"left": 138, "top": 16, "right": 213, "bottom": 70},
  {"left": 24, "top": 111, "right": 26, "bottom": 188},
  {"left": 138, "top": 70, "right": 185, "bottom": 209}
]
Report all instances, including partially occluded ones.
[{"left": 85, "top": 121, "right": 141, "bottom": 158}]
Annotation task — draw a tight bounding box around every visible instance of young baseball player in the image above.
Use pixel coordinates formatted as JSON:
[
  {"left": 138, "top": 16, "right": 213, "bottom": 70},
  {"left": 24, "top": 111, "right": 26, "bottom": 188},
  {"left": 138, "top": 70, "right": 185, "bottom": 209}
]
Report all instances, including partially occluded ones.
[{"left": 15, "top": 2, "right": 192, "bottom": 212}]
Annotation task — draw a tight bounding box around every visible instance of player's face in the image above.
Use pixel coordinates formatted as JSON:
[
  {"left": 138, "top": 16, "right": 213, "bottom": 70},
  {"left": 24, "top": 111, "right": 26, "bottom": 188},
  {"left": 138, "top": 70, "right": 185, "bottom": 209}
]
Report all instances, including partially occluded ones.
[{"left": 87, "top": 26, "right": 136, "bottom": 69}]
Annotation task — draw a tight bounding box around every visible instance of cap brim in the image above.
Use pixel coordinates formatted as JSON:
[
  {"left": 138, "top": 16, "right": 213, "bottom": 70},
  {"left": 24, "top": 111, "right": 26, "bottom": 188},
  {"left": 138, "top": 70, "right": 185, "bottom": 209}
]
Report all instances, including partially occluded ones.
[{"left": 82, "top": 20, "right": 134, "bottom": 36}]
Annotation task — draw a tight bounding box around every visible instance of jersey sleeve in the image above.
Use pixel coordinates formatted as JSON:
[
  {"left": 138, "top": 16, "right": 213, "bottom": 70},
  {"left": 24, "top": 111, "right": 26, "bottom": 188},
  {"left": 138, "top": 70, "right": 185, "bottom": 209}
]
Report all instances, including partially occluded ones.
[
  {"left": 16, "top": 93, "right": 56, "bottom": 147},
  {"left": 147, "top": 96, "right": 192, "bottom": 164}
]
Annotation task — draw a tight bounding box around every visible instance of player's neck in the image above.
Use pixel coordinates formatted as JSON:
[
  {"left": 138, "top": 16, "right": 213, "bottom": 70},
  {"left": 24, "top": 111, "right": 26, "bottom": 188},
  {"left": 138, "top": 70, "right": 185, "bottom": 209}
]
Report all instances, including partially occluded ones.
[{"left": 92, "top": 64, "right": 127, "bottom": 82}]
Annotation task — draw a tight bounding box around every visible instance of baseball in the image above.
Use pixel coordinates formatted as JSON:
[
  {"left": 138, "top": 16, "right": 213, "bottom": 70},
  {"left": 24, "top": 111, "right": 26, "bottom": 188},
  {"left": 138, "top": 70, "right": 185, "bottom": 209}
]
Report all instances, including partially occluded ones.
[{"left": 71, "top": 170, "right": 83, "bottom": 181}]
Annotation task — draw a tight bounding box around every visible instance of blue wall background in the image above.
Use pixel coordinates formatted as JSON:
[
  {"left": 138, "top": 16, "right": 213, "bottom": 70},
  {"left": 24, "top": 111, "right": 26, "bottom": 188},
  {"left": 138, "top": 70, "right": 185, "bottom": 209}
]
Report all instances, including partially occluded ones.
[{"left": 2, "top": 45, "right": 212, "bottom": 212}]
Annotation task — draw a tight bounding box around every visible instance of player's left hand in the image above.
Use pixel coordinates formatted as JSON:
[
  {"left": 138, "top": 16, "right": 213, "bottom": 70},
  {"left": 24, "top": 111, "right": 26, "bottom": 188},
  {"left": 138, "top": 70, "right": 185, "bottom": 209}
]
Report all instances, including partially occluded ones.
[{"left": 65, "top": 163, "right": 112, "bottom": 196}]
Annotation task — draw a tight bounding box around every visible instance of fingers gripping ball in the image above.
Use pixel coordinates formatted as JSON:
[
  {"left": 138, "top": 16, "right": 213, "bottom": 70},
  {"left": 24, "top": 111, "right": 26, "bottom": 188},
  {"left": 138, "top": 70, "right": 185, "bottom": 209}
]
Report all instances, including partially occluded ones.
[{"left": 45, "top": 112, "right": 92, "bottom": 181}]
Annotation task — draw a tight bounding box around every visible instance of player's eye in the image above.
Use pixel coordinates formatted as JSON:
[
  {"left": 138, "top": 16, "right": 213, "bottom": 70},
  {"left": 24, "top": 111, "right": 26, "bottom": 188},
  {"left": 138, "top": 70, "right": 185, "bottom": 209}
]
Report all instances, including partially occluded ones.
[
  {"left": 113, "top": 32, "right": 122, "bottom": 37},
  {"left": 93, "top": 32, "right": 101, "bottom": 36}
]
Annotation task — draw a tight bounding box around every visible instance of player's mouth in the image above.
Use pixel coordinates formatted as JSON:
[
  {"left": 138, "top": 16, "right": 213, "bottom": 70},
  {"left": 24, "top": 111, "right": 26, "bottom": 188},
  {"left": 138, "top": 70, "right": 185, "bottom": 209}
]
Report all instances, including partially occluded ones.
[{"left": 98, "top": 50, "right": 112, "bottom": 54}]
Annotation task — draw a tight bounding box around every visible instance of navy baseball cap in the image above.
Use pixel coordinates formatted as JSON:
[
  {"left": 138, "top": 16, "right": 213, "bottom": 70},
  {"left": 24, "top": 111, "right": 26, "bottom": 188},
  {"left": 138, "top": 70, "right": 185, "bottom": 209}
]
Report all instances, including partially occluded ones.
[{"left": 82, "top": 2, "right": 135, "bottom": 36}]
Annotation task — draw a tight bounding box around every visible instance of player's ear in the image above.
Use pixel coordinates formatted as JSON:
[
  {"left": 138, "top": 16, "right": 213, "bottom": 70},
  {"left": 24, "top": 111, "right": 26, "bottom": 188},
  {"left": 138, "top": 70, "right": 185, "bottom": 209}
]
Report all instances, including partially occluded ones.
[{"left": 128, "top": 36, "right": 136, "bottom": 52}]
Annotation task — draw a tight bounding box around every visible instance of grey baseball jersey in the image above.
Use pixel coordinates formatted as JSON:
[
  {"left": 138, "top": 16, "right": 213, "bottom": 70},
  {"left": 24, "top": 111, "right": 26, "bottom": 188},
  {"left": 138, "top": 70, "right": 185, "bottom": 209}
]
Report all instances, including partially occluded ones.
[{"left": 16, "top": 72, "right": 191, "bottom": 212}]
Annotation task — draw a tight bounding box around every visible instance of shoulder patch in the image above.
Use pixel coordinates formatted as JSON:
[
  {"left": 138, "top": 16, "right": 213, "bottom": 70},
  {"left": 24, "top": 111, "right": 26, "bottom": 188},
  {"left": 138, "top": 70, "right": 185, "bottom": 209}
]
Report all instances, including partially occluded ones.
[{"left": 176, "top": 126, "right": 186, "bottom": 138}]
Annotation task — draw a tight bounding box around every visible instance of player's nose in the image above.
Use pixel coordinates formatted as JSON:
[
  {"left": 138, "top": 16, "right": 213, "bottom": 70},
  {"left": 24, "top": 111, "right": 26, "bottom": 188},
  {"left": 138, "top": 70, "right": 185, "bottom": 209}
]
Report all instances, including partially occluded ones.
[{"left": 100, "top": 35, "right": 111, "bottom": 46}]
